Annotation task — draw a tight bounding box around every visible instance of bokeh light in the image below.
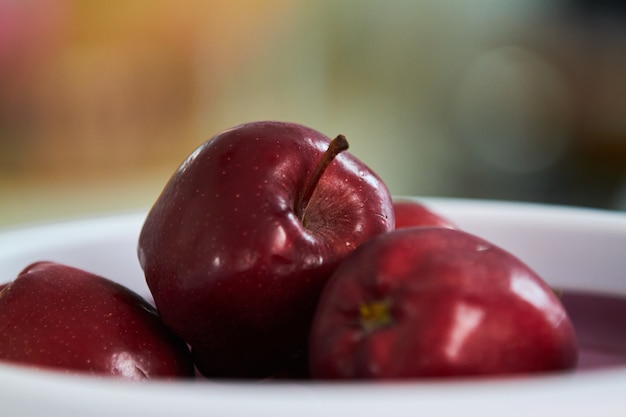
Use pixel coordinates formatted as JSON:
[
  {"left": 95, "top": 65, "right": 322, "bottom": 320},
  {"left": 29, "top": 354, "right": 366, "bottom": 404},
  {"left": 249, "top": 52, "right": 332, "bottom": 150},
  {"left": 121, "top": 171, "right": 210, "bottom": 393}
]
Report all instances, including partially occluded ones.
[{"left": 1, "top": 0, "right": 625, "bottom": 227}]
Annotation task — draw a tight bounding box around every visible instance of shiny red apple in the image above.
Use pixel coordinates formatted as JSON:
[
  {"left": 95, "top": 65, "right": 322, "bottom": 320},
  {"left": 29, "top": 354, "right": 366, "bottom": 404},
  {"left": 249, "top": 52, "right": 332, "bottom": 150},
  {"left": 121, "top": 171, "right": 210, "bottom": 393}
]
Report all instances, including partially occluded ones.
[
  {"left": 393, "top": 198, "right": 456, "bottom": 229},
  {"left": 309, "top": 227, "right": 578, "bottom": 379},
  {"left": 138, "top": 121, "right": 395, "bottom": 379},
  {"left": 0, "top": 261, "right": 195, "bottom": 380}
]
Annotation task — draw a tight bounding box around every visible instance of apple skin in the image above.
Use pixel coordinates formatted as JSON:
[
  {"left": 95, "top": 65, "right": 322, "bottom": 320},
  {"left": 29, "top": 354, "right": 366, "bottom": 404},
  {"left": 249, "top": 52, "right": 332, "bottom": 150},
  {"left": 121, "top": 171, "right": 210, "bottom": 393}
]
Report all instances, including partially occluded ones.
[
  {"left": 309, "top": 227, "right": 578, "bottom": 379},
  {"left": 0, "top": 261, "right": 195, "bottom": 380},
  {"left": 393, "top": 198, "right": 456, "bottom": 229},
  {"left": 138, "top": 121, "right": 395, "bottom": 379}
]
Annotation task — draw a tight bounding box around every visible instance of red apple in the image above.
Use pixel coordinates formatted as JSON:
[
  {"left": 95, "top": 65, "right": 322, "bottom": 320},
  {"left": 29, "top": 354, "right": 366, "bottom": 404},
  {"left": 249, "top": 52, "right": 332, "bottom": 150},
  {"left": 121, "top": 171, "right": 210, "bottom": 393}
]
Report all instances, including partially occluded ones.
[
  {"left": 309, "top": 227, "right": 578, "bottom": 379},
  {"left": 393, "top": 198, "right": 456, "bottom": 229},
  {"left": 138, "top": 121, "right": 394, "bottom": 379},
  {"left": 0, "top": 261, "right": 195, "bottom": 380},
  {"left": 266, "top": 351, "right": 311, "bottom": 380}
]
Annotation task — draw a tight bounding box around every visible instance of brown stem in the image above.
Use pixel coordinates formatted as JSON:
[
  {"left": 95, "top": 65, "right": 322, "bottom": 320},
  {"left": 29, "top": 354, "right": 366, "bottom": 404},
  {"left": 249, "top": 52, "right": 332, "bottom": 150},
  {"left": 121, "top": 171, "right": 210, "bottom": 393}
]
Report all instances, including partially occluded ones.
[{"left": 296, "top": 134, "right": 349, "bottom": 221}]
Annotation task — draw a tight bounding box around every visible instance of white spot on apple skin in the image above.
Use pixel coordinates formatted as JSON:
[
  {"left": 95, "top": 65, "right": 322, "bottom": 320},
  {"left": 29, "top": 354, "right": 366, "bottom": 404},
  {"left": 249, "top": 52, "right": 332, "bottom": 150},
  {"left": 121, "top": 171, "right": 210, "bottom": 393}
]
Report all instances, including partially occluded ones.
[
  {"left": 270, "top": 223, "right": 288, "bottom": 251},
  {"left": 234, "top": 250, "right": 259, "bottom": 272},
  {"left": 475, "top": 243, "right": 491, "bottom": 252},
  {"left": 510, "top": 272, "right": 563, "bottom": 326},
  {"left": 312, "top": 254, "right": 325, "bottom": 265},
  {"left": 178, "top": 146, "right": 203, "bottom": 174},
  {"left": 444, "top": 302, "right": 485, "bottom": 361},
  {"left": 211, "top": 256, "right": 222, "bottom": 269},
  {"left": 110, "top": 351, "right": 148, "bottom": 380}
]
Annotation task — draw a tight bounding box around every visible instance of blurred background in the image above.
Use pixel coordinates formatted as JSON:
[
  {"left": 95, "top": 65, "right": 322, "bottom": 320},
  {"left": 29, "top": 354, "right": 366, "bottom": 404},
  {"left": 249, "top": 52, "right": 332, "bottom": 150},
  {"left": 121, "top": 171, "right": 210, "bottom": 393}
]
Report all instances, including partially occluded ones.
[{"left": 2, "top": 0, "right": 626, "bottom": 228}]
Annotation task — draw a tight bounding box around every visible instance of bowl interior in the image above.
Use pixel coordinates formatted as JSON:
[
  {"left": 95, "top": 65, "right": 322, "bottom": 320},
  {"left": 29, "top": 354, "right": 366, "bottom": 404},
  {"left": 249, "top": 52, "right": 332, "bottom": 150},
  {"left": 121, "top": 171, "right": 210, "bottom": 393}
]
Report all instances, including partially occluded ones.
[{"left": 1, "top": 197, "right": 626, "bottom": 416}]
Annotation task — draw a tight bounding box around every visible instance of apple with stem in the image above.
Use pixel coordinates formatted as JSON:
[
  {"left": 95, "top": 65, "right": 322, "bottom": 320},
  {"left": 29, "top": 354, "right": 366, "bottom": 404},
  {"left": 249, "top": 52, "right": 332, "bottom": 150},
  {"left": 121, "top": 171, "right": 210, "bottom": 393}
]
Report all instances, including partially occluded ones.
[
  {"left": 0, "top": 261, "right": 195, "bottom": 379},
  {"left": 138, "top": 121, "right": 395, "bottom": 379},
  {"left": 393, "top": 198, "right": 456, "bottom": 229},
  {"left": 309, "top": 227, "right": 578, "bottom": 379}
]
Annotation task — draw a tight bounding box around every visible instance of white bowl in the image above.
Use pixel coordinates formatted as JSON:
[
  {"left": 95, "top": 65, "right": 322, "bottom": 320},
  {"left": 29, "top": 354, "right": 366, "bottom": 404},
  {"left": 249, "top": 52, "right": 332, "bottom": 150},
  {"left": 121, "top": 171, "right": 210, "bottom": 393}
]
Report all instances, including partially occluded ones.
[{"left": 1, "top": 197, "right": 626, "bottom": 417}]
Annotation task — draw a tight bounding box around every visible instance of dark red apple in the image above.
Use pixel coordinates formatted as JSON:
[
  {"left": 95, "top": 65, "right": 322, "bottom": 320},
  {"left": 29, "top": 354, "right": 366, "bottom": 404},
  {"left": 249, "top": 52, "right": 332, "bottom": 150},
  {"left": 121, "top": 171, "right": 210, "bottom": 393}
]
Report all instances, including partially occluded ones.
[
  {"left": 138, "top": 121, "right": 394, "bottom": 379},
  {"left": 0, "top": 261, "right": 195, "bottom": 380},
  {"left": 309, "top": 227, "right": 578, "bottom": 379},
  {"left": 393, "top": 198, "right": 456, "bottom": 229}
]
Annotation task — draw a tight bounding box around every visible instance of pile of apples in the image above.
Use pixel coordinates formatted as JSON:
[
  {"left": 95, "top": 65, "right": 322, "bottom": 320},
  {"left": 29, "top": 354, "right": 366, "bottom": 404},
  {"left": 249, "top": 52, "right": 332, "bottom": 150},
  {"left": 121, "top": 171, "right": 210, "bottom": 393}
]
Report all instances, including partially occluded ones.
[{"left": 0, "top": 121, "right": 578, "bottom": 381}]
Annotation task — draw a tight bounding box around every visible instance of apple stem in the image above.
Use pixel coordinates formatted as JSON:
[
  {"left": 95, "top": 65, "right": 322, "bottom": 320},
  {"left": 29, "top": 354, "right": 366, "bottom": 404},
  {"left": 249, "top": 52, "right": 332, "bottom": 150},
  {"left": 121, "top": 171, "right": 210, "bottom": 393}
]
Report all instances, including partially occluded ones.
[{"left": 296, "top": 134, "right": 349, "bottom": 222}]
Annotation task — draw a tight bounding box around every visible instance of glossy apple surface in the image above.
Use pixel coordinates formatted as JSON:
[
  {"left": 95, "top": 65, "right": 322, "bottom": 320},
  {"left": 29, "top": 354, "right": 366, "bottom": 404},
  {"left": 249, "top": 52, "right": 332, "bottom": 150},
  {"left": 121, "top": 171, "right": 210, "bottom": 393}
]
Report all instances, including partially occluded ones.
[
  {"left": 138, "top": 121, "right": 394, "bottom": 379},
  {"left": 0, "top": 262, "right": 195, "bottom": 380},
  {"left": 309, "top": 227, "right": 578, "bottom": 379},
  {"left": 393, "top": 198, "right": 456, "bottom": 229}
]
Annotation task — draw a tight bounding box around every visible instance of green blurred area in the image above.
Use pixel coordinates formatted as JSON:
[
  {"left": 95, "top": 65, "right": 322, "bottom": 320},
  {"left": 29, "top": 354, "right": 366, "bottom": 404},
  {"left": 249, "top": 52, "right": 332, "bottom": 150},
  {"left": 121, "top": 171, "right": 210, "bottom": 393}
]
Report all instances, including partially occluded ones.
[{"left": 2, "top": 0, "right": 626, "bottom": 228}]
